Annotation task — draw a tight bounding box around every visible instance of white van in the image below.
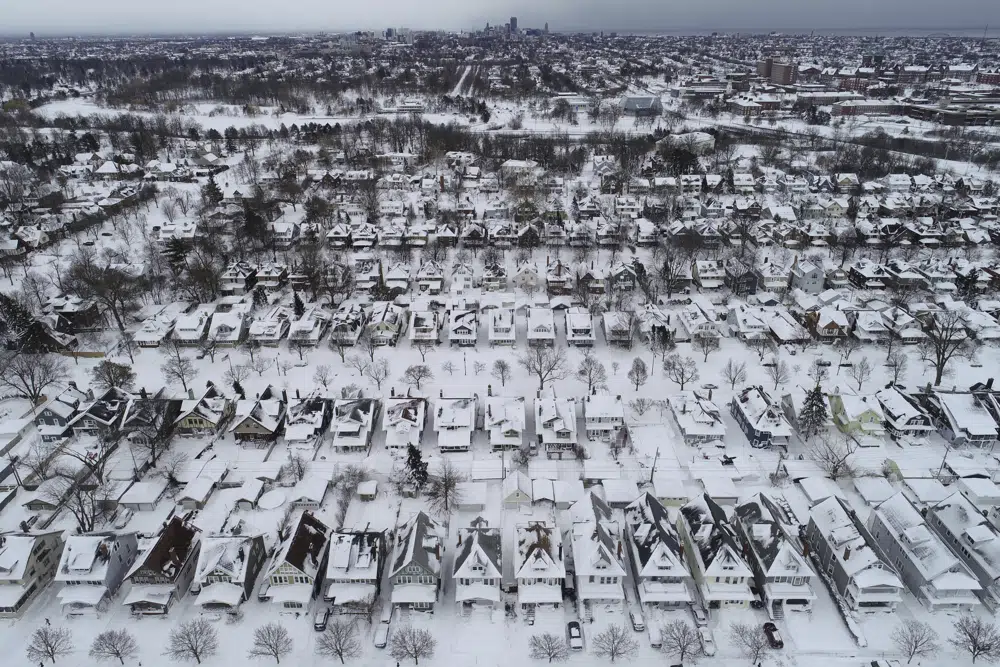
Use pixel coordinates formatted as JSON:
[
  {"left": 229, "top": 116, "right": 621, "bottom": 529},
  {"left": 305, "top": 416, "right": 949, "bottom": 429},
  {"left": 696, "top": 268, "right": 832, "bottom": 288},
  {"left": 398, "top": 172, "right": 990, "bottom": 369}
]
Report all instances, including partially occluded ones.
[{"left": 648, "top": 625, "right": 662, "bottom": 649}]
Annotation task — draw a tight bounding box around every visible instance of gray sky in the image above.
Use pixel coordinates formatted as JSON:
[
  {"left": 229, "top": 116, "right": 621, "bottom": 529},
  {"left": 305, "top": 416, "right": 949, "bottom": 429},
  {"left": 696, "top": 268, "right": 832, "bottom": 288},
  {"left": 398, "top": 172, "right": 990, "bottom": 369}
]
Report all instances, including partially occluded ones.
[{"left": 2, "top": 0, "right": 998, "bottom": 36}]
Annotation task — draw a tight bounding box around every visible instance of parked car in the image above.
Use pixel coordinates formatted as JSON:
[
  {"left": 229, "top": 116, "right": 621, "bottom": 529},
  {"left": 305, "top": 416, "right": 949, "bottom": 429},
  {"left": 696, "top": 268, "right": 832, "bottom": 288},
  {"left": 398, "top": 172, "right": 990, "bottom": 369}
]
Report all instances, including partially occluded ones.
[
  {"left": 692, "top": 606, "right": 708, "bottom": 626},
  {"left": 698, "top": 627, "right": 716, "bottom": 656},
  {"left": 629, "top": 610, "right": 645, "bottom": 632},
  {"left": 763, "top": 622, "right": 784, "bottom": 649},
  {"left": 374, "top": 620, "right": 390, "bottom": 648},
  {"left": 568, "top": 621, "right": 584, "bottom": 650},
  {"left": 314, "top": 607, "right": 330, "bottom": 631},
  {"left": 648, "top": 625, "right": 662, "bottom": 649}
]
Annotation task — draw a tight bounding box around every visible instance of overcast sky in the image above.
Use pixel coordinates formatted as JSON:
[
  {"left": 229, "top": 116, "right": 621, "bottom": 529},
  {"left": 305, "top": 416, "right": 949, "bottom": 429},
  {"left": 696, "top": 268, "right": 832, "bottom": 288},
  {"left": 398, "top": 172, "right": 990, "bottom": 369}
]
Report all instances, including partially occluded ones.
[{"left": 2, "top": 0, "right": 998, "bottom": 36}]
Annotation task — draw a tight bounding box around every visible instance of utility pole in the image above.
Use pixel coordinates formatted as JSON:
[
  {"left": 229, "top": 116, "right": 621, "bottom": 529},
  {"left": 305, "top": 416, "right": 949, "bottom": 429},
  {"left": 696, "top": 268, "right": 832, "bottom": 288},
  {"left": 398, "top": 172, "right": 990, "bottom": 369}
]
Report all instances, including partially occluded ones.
[{"left": 649, "top": 446, "right": 660, "bottom": 483}]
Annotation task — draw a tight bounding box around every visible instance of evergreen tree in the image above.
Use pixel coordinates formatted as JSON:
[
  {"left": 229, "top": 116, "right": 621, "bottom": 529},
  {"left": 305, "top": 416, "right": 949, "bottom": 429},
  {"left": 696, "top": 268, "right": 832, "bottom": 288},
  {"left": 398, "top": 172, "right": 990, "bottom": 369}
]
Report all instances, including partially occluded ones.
[
  {"left": 406, "top": 443, "right": 428, "bottom": 488},
  {"left": 163, "top": 237, "right": 188, "bottom": 277},
  {"left": 293, "top": 292, "right": 305, "bottom": 318},
  {"left": 0, "top": 293, "right": 36, "bottom": 350},
  {"left": 232, "top": 380, "right": 246, "bottom": 399},
  {"left": 955, "top": 268, "right": 980, "bottom": 305},
  {"left": 201, "top": 175, "right": 223, "bottom": 208},
  {"left": 252, "top": 285, "right": 268, "bottom": 309},
  {"left": 798, "top": 384, "right": 829, "bottom": 441}
]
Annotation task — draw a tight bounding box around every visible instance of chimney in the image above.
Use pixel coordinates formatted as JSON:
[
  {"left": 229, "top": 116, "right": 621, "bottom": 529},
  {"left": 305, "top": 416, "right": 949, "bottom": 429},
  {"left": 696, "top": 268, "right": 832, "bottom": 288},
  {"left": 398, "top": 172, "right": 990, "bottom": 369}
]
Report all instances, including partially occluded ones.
[
  {"left": 989, "top": 378, "right": 995, "bottom": 390},
  {"left": 188, "top": 388, "right": 195, "bottom": 400},
  {"left": 708, "top": 388, "right": 713, "bottom": 401},
  {"left": 843, "top": 545, "right": 851, "bottom": 560}
]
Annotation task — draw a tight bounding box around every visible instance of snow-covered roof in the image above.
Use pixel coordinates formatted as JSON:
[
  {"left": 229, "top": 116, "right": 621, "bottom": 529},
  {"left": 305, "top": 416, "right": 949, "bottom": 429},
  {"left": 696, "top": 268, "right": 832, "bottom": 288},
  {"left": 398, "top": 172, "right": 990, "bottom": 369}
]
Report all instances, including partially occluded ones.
[{"left": 809, "top": 496, "right": 902, "bottom": 585}]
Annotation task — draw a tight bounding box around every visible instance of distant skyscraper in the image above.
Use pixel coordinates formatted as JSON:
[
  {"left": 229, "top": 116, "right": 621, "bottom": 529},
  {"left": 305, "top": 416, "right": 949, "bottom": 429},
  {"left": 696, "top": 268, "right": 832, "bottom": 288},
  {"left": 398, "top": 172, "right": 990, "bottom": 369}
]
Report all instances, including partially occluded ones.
[
  {"left": 510, "top": 16, "right": 518, "bottom": 33},
  {"left": 544, "top": 22, "right": 549, "bottom": 34}
]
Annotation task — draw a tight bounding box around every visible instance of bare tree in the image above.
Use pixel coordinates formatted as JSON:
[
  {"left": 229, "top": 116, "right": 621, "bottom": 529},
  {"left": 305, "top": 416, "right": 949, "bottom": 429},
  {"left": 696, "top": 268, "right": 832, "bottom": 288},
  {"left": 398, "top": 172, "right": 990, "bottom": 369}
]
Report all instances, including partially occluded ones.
[
  {"left": 529, "top": 634, "right": 569, "bottom": 663},
  {"left": 357, "top": 328, "right": 379, "bottom": 362},
  {"left": 847, "top": 357, "right": 873, "bottom": 391},
  {"left": 346, "top": 354, "right": 371, "bottom": 377},
  {"left": 248, "top": 353, "right": 274, "bottom": 377},
  {"left": 722, "top": 359, "right": 748, "bottom": 389},
  {"left": 473, "top": 361, "right": 486, "bottom": 376},
  {"left": 365, "top": 358, "right": 390, "bottom": 390},
  {"left": 629, "top": 398, "right": 657, "bottom": 416},
  {"left": 921, "top": 310, "right": 978, "bottom": 385},
  {"left": 390, "top": 626, "right": 436, "bottom": 665},
  {"left": 284, "top": 452, "right": 309, "bottom": 483},
  {"left": 27, "top": 627, "right": 74, "bottom": 664},
  {"left": 248, "top": 623, "right": 293, "bottom": 664},
  {"left": 166, "top": 618, "right": 219, "bottom": 664},
  {"left": 329, "top": 337, "right": 350, "bottom": 362},
  {"left": 950, "top": 615, "right": 1000, "bottom": 664},
  {"left": 413, "top": 340, "right": 435, "bottom": 362},
  {"left": 662, "top": 354, "right": 699, "bottom": 390},
  {"left": 225, "top": 363, "right": 252, "bottom": 388},
  {"left": 811, "top": 431, "right": 859, "bottom": 480},
  {"left": 694, "top": 336, "right": 720, "bottom": 362},
  {"left": 660, "top": 620, "right": 702, "bottom": 664},
  {"left": 313, "top": 364, "right": 333, "bottom": 389},
  {"left": 0, "top": 353, "right": 68, "bottom": 405},
  {"left": 160, "top": 341, "right": 196, "bottom": 392},
  {"left": 892, "top": 620, "right": 940, "bottom": 665},
  {"left": 627, "top": 357, "right": 649, "bottom": 390},
  {"left": 491, "top": 359, "right": 512, "bottom": 387},
  {"left": 44, "top": 473, "right": 109, "bottom": 532},
  {"left": 746, "top": 336, "right": 773, "bottom": 361},
  {"left": 316, "top": 619, "right": 362, "bottom": 664},
  {"left": 576, "top": 353, "right": 608, "bottom": 393},
  {"left": 520, "top": 347, "right": 570, "bottom": 391},
  {"left": 402, "top": 365, "right": 433, "bottom": 390},
  {"left": 837, "top": 336, "right": 862, "bottom": 361},
  {"left": 426, "top": 460, "right": 466, "bottom": 515},
  {"left": 591, "top": 624, "right": 637, "bottom": 663},
  {"left": 91, "top": 360, "right": 137, "bottom": 391},
  {"left": 887, "top": 349, "right": 909, "bottom": 384},
  {"left": 765, "top": 360, "right": 791, "bottom": 390},
  {"left": 441, "top": 360, "right": 457, "bottom": 376},
  {"left": 808, "top": 359, "right": 830, "bottom": 385},
  {"left": 728, "top": 623, "right": 770, "bottom": 665},
  {"left": 90, "top": 629, "right": 138, "bottom": 665}
]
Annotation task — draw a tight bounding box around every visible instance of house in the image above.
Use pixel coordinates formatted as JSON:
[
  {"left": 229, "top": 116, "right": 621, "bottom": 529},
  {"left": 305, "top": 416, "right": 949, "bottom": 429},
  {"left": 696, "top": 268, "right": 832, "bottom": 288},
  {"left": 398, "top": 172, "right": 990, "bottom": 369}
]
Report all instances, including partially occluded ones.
[
  {"left": 383, "top": 397, "right": 426, "bottom": 450},
  {"left": 734, "top": 494, "right": 817, "bottom": 617},
  {"left": 34, "top": 384, "right": 88, "bottom": 443},
  {"left": 123, "top": 517, "right": 201, "bottom": 615},
  {"left": 482, "top": 263, "right": 507, "bottom": 292},
  {"left": 623, "top": 493, "right": 695, "bottom": 608},
  {"left": 435, "top": 396, "right": 477, "bottom": 452},
  {"left": 875, "top": 387, "right": 934, "bottom": 441},
  {"left": 119, "top": 479, "right": 168, "bottom": 512},
  {"left": 367, "top": 301, "right": 406, "bottom": 346},
  {"left": 172, "top": 306, "right": 214, "bottom": 345},
  {"left": 851, "top": 310, "right": 890, "bottom": 344},
  {"left": 926, "top": 492, "right": 1000, "bottom": 610},
  {"left": 806, "top": 306, "right": 850, "bottom": 341},
  {"left": 569, "top": 492, "right": 627, "bottom": 605},
  {"left": 806, "top": 496, "right": 903, "bottom": 612},
  {"left": 43, "top": 294, "right": 103, "bottom": 333},
  {"left": 276, "top": 395, "right": 328, "bottom": 446},
  {"left": 454, "top": 518, "right": 502, "bottom": 608},
  {"left": 867, "top": 493, "right": 981, "bottom": 611},
  {"left": 511, "top": 262, "right": 542, "bottom": 291},
  {"left": 668, "top": 392, "right": 726, "bottom": 444},
  {"left": 265, "top": 511, "right": 330, "bottom": 610},
  {"left": 448, "top": 308, "right": 478, "bottom": 347},
  {"left": 229, "top": 387, "right": 285, "bottom": 444},
  {"left": 678, "top": 303, "right": 718, "bottom": 339},
  {"left": 693, "top": 260, "right": 725, "bottom": 290},
  {"left": 755, "top": 259, "right": 791, "bottom": 293},
  {"left": 244, "top": 306, "right": 292, "bottom": 347},
  {"left": 514, "top": 521, "right": 566, "bottom": 609},
  {"left": 328, "top": 304, "right": 367, "bottom": 346},
  {"left": 730, "top": 386, "right": 792, "bottom": 449},
  {"left": 416, "top": 261, "right": 445, "bottom": 294},
  {"left": 485, "top": 396, "right": 525, "bottom": 451},
  {"left": 789, "top": 259, "right": 825, "bottom": 294},
  {"left": 546, "top": 261, "right": 574, "bottom": 294},
  {"left": 323, "top": 531, "right": 386, "bottom": 612},
  {"left": 527, "top": 307, "right": 556, "bottom": 347},
  {"left": 330, "top": 398, "right": 378, "bottom": 452},
  {"left": 536, "top": 392, "right": 578, "bottom": 460},
  {"left": 0, "top": 531, "right": 63, "bottom": 618},
  {"left": 191, "top": 534, "right": 267, "bottom": 611},
  {"left": 602, "top": 311, "right": 635, "bottom": 348},
  {"left": 409, "top": 310, "right": 440, "bottom": 344},
  {"left": 676, "top": 494, "right": 755, "bottom": 609},
  {"left": 566, "top": 308, "right": 596, "bottom": 347},
  {"left": 583, "top": 394, "right": 624, "bottom": 441},
  {"left": 725, "top": 258, "right": 759, "bottom": 295},
  {"left": 488, "top": 308, "right": 516, "bottom": 347},
  {"left": 55, "top": 532, "right": 138, "bottom": 616},
  {"left": 68, "top": 387, "right": 132, "bottom": 437},
  {"left": 255, "top": 264, "right": 288, "bottom": 291},
  {"left": 174, "top": 383, "right": 232, "bottom": 436},
  {"left": 390, "top": 512, "right": 444, "bottom": 610},
  {"left": 829, "top": 393, "right": 884, "bottom": 437},
  {"left": 502, "top": 471, "right": 533, "bottom": 507},
  {"left": 918, "top": 390, "right": 999, "bottom": 450}
]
